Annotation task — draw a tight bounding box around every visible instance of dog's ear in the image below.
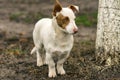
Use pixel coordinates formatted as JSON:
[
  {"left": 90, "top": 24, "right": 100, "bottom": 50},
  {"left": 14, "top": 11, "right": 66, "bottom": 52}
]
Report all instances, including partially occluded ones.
[
  {"left": 69, "top": 5, "right": 79, "bottom": 13},
  {"left": 52, "top": 0, "right": 62, "bottom": 16}
]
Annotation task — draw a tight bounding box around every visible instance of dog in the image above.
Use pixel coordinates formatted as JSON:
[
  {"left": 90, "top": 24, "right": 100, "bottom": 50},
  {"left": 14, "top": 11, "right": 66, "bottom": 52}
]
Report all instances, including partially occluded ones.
[{"left": 31, "top": 0, "right": 79, "bottom": 78}]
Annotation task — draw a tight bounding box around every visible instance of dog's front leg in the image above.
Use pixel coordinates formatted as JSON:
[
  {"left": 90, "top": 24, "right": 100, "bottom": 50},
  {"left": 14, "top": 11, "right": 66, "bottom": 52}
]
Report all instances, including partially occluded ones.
[
  {"left": 57, "top": 52, "right": 70, "bottom": 75},
  {"left": 46, "top": 52, "right": 56, "bottom": 78}
]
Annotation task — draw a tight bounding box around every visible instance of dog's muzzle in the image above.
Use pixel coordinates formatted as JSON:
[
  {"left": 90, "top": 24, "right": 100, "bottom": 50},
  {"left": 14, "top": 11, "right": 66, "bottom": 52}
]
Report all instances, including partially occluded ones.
[{"left": 73, "top": 27, "right": 78, "bottom": 34}]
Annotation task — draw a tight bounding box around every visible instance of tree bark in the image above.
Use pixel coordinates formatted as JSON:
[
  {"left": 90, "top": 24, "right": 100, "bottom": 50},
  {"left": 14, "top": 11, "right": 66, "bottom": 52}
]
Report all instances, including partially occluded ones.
[{"left": 96, "top": 0, "right": 120, "bottom": 66}]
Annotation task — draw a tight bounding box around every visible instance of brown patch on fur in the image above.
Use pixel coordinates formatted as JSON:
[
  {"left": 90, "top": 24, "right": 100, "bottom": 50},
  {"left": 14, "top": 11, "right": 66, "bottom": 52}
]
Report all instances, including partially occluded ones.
[
  {"left": 69, "top": 5, "right": 78, "bottom": 13},
  {"left": 52, "top": 0, "right": 62, "bottom": 16},
  {"left": 56, "top": 13, "right": 70, "bottom": 29}
]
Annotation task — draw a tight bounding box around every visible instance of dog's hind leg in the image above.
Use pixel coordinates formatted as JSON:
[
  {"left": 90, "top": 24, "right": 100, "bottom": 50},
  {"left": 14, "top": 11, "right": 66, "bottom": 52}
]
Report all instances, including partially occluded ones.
[
  {"left": 36, "top": 49, "right": 44, "bottom": 66},
  {"left": 32, "top": 46, "right": 44, "bottom": 67},
  {"left": 31, "top": 46, "right": 43, "bottom": 66}
]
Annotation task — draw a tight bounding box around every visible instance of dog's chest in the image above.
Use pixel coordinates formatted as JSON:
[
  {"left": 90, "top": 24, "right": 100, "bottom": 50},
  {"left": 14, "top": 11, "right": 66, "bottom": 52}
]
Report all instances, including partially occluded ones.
[{"left": 49, "top": 36, "right": 73, "bottom": 53}]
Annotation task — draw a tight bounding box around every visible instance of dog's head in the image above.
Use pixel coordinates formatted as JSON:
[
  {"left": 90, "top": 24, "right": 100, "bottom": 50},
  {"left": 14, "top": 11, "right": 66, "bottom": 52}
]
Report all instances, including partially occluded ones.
[{"left": 53, "top": 0, "right": 79, "bottom": 34}]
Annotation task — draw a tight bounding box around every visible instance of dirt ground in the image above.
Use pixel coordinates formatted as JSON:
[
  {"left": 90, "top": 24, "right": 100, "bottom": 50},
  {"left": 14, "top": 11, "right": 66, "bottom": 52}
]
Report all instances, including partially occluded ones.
[{"left": 0, "top": 0, "right": 120, "bottom": 80}]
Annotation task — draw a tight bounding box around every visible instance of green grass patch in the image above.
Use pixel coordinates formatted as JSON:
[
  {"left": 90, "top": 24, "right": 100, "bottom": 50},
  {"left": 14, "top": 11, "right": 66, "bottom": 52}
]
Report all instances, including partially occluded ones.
[
  {"left": 10, "top": 12, "right": 98, "bottom": 26},
  {"left": 75, "top": 12, "right": 97, "bottom": 27},
  {"left": 80, "top": 40, "right": 93, "bottom": 46},
  {"left": 9, "top": 12, "right": 43, "bottom": 23},
  {"left": 9, "top": 12, "right": 23, "bottom": 22},
  {"left": 6, "top": 47, "right": 25, "bottom": 55}
]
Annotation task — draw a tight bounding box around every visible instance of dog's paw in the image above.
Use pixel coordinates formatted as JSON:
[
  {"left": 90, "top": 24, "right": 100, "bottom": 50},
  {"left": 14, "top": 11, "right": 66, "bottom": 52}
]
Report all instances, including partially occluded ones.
[
  {"left": 57, "top": 68, "right": 66, "bottom": 75},
  {"left": 45, "top": 60, "right": 48, "bottom": 65},
  {"left": 48, "top": 70, "right": 57, "bottom": 78},
  {"left": 37, "top": 61, "right": 43, "bottom": 67}
]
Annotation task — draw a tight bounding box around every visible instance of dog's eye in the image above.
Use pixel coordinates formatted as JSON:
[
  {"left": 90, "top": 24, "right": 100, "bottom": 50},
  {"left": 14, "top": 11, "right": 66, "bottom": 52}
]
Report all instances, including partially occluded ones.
[{"left": 63, "top": 17, "right": 69, "bottom": 22}]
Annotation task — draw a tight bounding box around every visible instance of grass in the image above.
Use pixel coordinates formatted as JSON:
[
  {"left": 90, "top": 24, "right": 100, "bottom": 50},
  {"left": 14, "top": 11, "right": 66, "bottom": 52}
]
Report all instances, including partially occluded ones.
[
  {"left": 80, "top": 40, "right": 92, "bottom": 45},
  {"left": 10, "top": 12, "right": 98, "bottom": 27},
  {"left": 9, "top": 12, "right": 23, "bottom": 22},
  {"left": 6, "top": 47, "right": 25, "bottom": 55},
  {"left": 75, "top": 12, "right": 97, "bottom": 27},
  {"left": 9, "top": 12, "right": 43, "bottom": 23}
]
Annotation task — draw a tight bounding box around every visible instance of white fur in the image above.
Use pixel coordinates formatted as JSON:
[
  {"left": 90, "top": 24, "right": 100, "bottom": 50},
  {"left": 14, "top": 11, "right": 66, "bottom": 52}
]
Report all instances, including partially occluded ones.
[
  {"left": 31, "top": 7, "right": 78, "bottom": 78},
  {"left": 60, "top": 8, "right": 78, "bottom": 34}
]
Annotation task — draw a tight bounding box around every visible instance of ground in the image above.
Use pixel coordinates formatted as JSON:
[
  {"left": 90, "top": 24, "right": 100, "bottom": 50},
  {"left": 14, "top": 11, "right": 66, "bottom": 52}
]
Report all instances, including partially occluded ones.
[{"left": 0, "top": 0, "right": 120, "bottom": 80}]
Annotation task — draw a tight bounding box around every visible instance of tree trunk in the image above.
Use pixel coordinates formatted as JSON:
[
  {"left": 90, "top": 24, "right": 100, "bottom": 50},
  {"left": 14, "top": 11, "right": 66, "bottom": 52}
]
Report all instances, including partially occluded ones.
[{"left": 96, "top": 0, "right": 120, "bottom": 66}]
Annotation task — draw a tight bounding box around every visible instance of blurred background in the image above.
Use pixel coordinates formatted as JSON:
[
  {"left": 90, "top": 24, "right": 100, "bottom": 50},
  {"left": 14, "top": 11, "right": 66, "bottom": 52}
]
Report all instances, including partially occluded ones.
[
  {"left": 0, "top": 0, "right": 102, "bottom": 80},
  {"left": 0, "top": 0, "right": 98, "bottom": 39}
]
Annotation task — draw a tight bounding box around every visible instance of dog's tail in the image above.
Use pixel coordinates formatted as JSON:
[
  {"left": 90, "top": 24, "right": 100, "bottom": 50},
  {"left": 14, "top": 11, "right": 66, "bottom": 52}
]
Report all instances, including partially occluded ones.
[{"left": 30, "top": 47, "right": 36, "bottom": 54}]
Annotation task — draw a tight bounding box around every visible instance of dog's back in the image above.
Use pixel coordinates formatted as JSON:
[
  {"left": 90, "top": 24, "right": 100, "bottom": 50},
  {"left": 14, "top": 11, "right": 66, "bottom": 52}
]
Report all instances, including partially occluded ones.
[{"left": 32, "top": 18, "right": 54, "bottom": 48}]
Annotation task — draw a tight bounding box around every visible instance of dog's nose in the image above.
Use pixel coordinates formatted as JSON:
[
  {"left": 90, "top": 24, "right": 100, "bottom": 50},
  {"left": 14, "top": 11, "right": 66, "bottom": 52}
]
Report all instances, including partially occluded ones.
[{"left": 73, "top": 28, "right": 78, "bottom": 34}]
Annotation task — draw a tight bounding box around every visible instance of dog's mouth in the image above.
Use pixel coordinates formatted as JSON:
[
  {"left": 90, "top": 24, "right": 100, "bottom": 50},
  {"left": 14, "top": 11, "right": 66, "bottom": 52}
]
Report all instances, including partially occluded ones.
[
  {"left": 66, "top": 30, "right": 78, "bottom": 35},
  {"left": 73, "top": 31, "right": 78, "bottom": 34},
  {"left": 67, "top": 30, "right": 78, "bottom": 34}
]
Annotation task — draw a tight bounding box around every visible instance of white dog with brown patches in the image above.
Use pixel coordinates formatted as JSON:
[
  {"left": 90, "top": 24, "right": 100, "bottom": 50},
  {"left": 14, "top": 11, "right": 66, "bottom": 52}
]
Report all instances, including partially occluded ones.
[{"left": 31, "top": 0, "right": 79, "bottom": 78}]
